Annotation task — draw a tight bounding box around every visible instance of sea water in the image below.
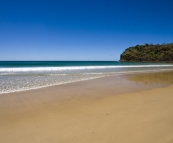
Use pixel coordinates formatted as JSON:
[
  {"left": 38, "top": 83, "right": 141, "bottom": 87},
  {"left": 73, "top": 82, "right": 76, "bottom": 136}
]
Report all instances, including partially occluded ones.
[{"left": 0, "top": 61, "right": 173, "bottom": 94}]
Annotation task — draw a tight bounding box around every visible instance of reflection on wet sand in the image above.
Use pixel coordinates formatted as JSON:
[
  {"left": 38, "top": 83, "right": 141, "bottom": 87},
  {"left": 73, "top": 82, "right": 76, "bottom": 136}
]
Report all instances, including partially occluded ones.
[{"left": 127, "top": 71, "right": 173, "bottom": 85}]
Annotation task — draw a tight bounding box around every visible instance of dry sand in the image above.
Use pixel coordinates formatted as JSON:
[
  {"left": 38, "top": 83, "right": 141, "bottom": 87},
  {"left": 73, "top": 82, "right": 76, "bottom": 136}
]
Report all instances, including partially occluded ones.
[{"left": 0, "top": 72, "right": 173, "bottom": 143}]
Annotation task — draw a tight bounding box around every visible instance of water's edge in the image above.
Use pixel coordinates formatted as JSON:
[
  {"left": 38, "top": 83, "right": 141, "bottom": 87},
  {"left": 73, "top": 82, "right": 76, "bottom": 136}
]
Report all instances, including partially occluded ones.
[{"left": 1, "top": 68, "right": 173, "bottom": 95}]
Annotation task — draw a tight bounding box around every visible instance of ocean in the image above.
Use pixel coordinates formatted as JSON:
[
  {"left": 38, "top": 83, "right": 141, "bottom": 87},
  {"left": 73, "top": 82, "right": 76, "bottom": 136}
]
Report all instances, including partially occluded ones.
[{"left": 0, "top": 61, "right": 173, "bottom": 94}]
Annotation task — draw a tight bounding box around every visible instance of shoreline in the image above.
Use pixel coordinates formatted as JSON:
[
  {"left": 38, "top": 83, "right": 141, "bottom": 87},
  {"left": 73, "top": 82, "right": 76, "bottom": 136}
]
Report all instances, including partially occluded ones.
[
  {"left": 1, "top": 68, "right": 173, "bottom": 95},
  {"left": 1, "top": 71, "right": 173, "bottom": 143}
]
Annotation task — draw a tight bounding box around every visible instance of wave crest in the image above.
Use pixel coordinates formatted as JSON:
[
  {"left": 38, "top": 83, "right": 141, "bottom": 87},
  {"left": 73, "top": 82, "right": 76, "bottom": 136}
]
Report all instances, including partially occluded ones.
[{"left": 0, "top": 65, "right": 173, "bottom": 72}]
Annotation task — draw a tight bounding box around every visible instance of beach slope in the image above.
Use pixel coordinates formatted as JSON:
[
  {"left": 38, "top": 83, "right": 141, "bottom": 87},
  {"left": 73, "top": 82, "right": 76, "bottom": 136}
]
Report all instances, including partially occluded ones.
[{"left": 0, "top": 74, "right": 173, "bottom": 143}]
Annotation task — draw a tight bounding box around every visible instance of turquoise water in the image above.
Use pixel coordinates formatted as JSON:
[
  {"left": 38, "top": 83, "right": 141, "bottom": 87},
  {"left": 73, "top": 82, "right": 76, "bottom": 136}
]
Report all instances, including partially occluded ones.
[
  {"left": 1, "top": 61, "right": 168, "bottom": 67},
  {"left": 0, "top": 61, "right": 173, "bottom": 94}
]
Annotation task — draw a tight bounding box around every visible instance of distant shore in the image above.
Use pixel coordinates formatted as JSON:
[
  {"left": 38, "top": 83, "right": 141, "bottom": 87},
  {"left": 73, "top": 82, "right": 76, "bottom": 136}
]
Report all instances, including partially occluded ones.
[
  {"left": 1, "top": 71, "right": 173, "bottom": 143},
  {"left": 120, "top": 43, "right": 173, "bottom": 62}
]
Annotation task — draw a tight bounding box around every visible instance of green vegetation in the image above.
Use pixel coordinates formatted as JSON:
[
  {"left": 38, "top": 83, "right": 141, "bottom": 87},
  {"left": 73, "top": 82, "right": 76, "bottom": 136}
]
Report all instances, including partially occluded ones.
[{"left": 120, "top": 43, "right": 173, "bottom": 62}]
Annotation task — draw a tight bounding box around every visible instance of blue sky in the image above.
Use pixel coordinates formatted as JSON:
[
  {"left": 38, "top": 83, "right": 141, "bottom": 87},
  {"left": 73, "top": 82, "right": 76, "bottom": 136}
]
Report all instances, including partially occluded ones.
[{"left": 0, "top": 0, "right": 173, "bottom": 61}]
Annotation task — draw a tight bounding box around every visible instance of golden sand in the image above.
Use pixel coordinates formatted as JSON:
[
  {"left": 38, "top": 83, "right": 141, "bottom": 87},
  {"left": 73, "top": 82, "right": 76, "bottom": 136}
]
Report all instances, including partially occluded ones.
[{"left": 0, "top": 72, "right": 173, "bottom": 143}]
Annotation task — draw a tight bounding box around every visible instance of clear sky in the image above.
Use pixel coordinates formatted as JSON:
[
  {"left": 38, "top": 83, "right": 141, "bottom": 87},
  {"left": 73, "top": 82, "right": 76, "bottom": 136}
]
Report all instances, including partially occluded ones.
[{"left": 0, "top": 0, "right": 173, "bottom": 61}]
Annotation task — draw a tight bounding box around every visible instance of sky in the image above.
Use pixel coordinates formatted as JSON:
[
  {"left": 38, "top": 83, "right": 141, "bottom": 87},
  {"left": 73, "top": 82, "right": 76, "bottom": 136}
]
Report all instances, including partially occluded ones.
[{"left": 0, "top": 0, "right": 173, "bottom": 61}]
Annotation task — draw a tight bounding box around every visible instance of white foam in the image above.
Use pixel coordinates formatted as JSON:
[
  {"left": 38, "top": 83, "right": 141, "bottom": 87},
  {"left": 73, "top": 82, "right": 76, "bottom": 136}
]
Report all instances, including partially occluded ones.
[
  {"left": 0, "top": 65, "right": 173, "bottom": 72},
  {"left": 0, "top": 76, "right": 104, "bottom": 94}
]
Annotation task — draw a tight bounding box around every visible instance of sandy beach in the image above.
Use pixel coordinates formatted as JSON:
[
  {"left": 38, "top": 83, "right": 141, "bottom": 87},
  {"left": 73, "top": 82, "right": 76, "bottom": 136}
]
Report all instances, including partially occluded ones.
[{"left": 1, "top": 71, "right": 173, "bottom": 143}]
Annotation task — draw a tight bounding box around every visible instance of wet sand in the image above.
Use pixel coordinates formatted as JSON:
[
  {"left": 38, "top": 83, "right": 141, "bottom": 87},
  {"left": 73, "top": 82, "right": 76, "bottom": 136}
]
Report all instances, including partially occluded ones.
[{"left": 0, "top": 71, "right": 173, "bottom": 143}]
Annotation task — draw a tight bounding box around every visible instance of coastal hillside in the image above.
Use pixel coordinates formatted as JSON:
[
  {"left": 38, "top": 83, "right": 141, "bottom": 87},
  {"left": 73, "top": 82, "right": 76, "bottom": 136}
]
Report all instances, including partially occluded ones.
[{"left": 120, "top": 43, "right": 173, "bottom": 62}]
